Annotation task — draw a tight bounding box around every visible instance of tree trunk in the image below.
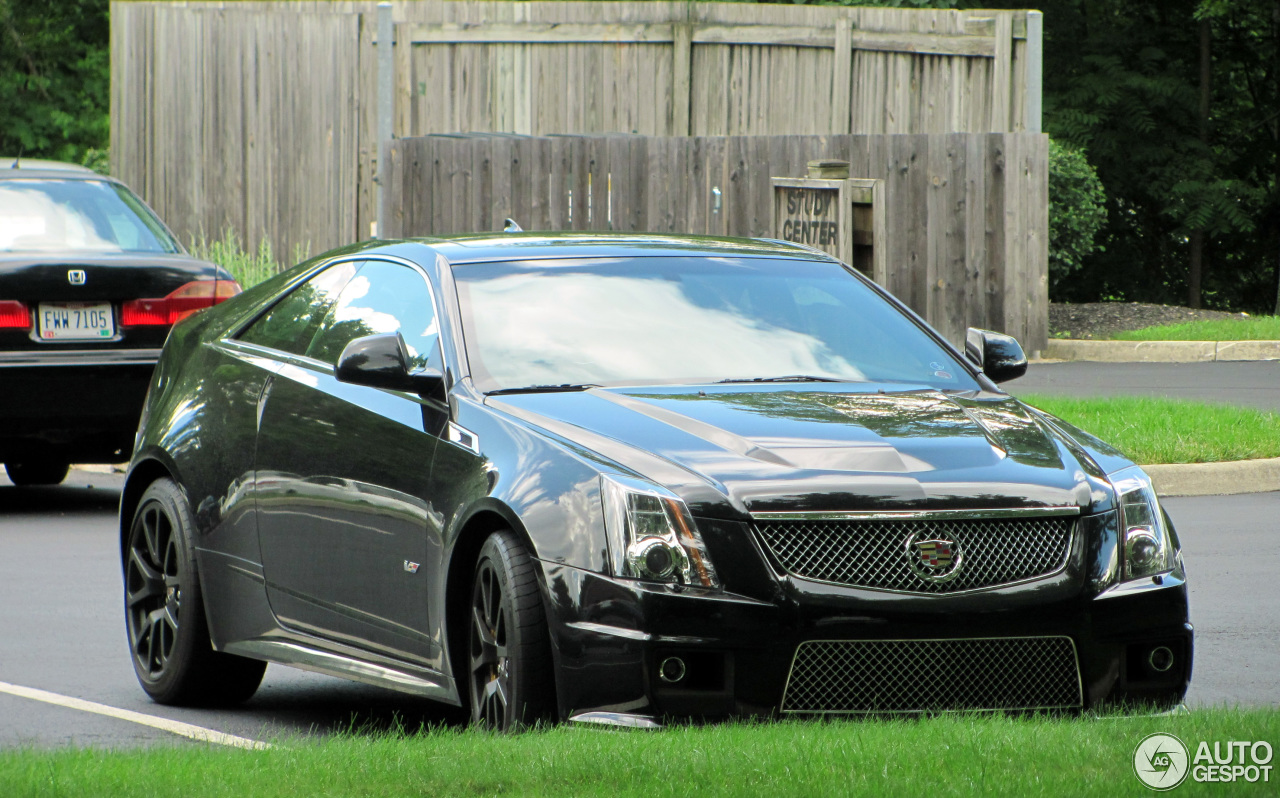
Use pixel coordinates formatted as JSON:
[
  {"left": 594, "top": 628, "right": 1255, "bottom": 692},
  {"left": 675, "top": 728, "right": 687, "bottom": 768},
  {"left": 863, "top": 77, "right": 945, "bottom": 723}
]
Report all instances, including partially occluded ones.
[
  {"left": 1189, "top": 17, "right": 1212, "bottom": 309},
  {"left": 1273, "top": 3, "right": 1280, "bottom": 315},
  {"left": 1189, "top": 230, "right": 1204, "bottom": 308}
]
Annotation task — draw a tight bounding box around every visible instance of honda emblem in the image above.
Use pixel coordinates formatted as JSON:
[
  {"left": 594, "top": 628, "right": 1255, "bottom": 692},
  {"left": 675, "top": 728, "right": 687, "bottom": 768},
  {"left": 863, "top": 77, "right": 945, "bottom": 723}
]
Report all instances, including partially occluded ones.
[{"left": 67, "top": 269, "right": 87, "bottom": 285}]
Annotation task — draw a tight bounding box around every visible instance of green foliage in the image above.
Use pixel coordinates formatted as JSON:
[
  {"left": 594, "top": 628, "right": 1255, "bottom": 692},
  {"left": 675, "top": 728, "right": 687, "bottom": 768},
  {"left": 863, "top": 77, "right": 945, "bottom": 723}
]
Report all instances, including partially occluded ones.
[
  {"left": 0, "top": 0, "right": 110, "bottom": 167},
  {"left": 1021, "top": 394, "right": 1280, "bottom": 464},
  {"left": 1010, "top": 0, "right": 1278, "bottom": 311},
  {"left": 2, "top": 710, "right": 1279, "bottom": 797},
  {"left": 1048, "top": 140, "right": 1107, "bottom": 297},
  {"left": 1113, "top": 314, "right": 1280, "bottom": 340},
  {"left": 190, "top": 229, "right": 308, "bottom": 289}
]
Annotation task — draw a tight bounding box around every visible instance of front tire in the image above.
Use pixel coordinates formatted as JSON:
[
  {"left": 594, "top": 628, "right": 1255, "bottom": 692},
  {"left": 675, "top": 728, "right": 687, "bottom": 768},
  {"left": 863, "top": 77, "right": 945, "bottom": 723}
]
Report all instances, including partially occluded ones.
[
  {"left": 124, "top": 478, "right": 266, "bottom": 705},
  {"left": 468, "top": 530, "right": 556, "bottom": 730},
  {"left": 5, "top": 459, "right": 69, "bottom": 486}
]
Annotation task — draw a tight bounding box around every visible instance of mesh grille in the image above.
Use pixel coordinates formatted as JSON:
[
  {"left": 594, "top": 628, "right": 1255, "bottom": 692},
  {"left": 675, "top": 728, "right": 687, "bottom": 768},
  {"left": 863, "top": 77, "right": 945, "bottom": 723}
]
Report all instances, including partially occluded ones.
[
  {"left": 754, "top": 516, "right": 1073, "bottom": 593},
  {"left": 781, "top": 637, "right": 1082, "bottom": 713}
]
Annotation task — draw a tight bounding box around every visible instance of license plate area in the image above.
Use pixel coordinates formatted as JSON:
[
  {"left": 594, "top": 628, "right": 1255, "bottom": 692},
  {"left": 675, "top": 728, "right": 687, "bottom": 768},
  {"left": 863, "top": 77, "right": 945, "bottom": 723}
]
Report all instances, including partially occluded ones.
[{"left": 37, "top": 302, "right": 116, "bottom": 340}]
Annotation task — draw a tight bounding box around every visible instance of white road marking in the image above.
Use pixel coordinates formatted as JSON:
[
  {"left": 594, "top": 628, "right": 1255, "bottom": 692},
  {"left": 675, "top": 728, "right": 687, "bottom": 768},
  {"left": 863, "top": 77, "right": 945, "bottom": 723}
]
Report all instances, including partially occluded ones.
[{"left": 0, "top": 681, "right": 270, "bottom": 749}]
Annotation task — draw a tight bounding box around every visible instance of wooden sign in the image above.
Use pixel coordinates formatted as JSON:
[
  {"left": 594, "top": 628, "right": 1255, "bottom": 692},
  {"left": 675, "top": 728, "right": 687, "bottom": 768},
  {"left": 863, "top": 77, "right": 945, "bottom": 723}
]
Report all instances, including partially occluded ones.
[
  {"left": 773, "top": 179, "right": 846, "bottom": 259},
  {"left": 772, "top": 175, "right": 885, "bottom": 284}
]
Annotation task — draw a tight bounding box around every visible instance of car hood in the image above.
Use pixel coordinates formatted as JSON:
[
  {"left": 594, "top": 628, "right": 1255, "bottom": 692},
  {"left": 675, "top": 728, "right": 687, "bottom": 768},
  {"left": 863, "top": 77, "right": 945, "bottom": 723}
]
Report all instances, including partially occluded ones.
[{"left": 488, "top": 384, "right": 1115, "bottom": 518}]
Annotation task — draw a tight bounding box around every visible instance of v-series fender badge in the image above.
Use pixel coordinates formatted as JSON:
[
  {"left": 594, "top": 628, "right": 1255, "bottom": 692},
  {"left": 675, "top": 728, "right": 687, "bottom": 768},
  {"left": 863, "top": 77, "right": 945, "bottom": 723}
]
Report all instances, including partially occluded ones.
[{"left": 403, "top": 560, "right": 421, "bottom": 574}]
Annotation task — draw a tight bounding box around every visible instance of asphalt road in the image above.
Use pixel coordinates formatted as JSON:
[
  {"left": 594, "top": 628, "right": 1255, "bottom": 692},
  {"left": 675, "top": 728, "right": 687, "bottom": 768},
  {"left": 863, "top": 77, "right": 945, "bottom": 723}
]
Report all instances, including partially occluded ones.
[
  {"left": 0, "top": 468, "right": 1275, "bottom": 749},
  {"left": 0, "top": 469, "right": 459, "bottom": 749},
  {"left": 1009, "top": 360, "right": 1280, "bottom": 411}
]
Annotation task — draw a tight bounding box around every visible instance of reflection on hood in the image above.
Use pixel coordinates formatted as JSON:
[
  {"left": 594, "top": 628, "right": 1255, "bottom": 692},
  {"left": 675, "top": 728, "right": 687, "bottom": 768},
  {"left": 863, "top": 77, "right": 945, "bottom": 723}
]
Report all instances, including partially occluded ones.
[{"left": 490, "top": 385, "right": 1097, "bottom": 515}]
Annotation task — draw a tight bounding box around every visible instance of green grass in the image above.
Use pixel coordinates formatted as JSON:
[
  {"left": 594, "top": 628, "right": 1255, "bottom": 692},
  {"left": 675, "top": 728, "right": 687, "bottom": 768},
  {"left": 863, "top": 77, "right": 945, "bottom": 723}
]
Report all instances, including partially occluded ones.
[
  {"left": 1112, "top": 315, "right": 1280, "bottom": 341},
  {"left": 189, "top": 229, "right": 308, "bottom": 289},
  {"left": 2, "top": 710, "right": 1276, "bottom": 797},
  {"left": 1021, "top": 395, "right": 1280, "bottom": 465}
]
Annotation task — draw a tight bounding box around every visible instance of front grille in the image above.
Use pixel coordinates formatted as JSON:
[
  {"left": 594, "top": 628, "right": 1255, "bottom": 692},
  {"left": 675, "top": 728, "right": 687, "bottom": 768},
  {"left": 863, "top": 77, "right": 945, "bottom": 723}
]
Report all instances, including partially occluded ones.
[
  {"left": 781, "top": 637, "right": 1082, "bottom": 713},
  {"left": 754, "top": 516, "right": 1073, "bottom": 593}
]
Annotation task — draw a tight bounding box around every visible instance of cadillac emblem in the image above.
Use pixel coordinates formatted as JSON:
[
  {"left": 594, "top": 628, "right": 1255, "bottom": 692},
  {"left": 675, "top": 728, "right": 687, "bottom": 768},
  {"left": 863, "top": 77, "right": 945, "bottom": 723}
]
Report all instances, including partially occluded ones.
[{"left": 905, "top": 531, "right": 963, "bottom": 583}]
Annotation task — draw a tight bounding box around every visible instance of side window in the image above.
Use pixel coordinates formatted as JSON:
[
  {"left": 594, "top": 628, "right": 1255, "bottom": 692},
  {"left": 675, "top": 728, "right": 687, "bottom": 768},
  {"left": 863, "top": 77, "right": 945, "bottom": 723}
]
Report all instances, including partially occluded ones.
[
  {"left": 305, "top": 260, "right": 440, "bottom": 370},
  {"left": 238, "top": 260, "right": 360, "bottom": 355}
]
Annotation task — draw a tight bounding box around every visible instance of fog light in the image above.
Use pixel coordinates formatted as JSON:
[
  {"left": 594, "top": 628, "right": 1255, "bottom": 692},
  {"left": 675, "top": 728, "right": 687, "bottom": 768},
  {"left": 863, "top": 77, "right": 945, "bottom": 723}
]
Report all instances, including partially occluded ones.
[
  {"left": 659, "top": 656, "right": 687, "bottom": 684},
  {"left": 627, "top": 538, "right": 679, "bottom": 580},
  {"left": 1149, "top": 646, "right": 1175, "bottom": 673}
]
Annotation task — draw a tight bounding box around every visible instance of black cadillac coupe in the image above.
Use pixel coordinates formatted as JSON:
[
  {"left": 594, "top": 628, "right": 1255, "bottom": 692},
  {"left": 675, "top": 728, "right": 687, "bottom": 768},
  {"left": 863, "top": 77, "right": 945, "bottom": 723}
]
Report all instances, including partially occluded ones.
[
  {"left": 1, "top": 158, "right": 240, "bottom": 485},
  {"left": 121, "top": 234, "right": 1191, "bottom": 729}
]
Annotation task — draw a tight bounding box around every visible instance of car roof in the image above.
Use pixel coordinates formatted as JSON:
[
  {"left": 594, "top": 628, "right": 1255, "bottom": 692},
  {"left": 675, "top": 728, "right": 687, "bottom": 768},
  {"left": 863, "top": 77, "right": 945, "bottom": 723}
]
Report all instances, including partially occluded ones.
[
  {"left": 402, "top": 232, "right": 837, "bottom": 265},
  {"left": 0, "top": 158, "right": 106, "bottom": 180}
]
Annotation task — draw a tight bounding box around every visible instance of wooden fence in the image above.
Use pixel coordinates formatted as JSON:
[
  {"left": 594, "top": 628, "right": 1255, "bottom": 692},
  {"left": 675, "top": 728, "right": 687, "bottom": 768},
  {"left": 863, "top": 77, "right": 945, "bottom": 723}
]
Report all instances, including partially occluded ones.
[
  {"left": 110, "top": 1, "right": 1042, "bottom": 263},
  {"left": 383, "top": 133, "right": 1049, "bottom": 352},
  {"left": 387, "top": 2, "right": 1041, "bottom": 138},
  {"left": 111, "top": 4, "right": 367, "bottom": 262}
]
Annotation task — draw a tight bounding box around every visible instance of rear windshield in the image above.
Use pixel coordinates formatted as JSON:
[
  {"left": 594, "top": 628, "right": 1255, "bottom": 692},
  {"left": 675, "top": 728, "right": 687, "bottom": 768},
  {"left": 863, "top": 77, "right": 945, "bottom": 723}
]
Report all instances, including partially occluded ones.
[
  {"left": 452, "top": 256, "right": 980, "bottom": 393},
  {"left": 0, "top": 178, "right": 181, "bottom": 254}
]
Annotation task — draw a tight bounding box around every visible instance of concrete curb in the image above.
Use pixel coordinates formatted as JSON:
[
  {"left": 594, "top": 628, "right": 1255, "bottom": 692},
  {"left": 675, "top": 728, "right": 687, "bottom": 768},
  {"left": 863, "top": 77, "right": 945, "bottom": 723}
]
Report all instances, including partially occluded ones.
[
  {"left": 1147, "top": 457, "right": 1280, "bottom": 498},
  {"left": 1043, "top": 339, "right": 1280, "bottom": 362}
]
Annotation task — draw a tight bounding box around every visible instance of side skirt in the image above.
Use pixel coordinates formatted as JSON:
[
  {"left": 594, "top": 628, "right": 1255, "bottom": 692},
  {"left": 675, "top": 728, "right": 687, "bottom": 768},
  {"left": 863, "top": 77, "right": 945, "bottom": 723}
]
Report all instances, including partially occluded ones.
[{"left": 224, "top": 639, "right": 460, "bottom": 705}]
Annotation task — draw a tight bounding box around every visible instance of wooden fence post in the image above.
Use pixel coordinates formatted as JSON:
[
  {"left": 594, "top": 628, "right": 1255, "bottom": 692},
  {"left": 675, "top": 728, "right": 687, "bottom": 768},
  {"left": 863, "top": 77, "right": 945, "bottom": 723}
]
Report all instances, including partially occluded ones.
[
  {"left": 831, "top": 18, "right": 853, "bottom": 135},
  {"left": 672, "top": 23, "right": 693, "bottom": 136}
]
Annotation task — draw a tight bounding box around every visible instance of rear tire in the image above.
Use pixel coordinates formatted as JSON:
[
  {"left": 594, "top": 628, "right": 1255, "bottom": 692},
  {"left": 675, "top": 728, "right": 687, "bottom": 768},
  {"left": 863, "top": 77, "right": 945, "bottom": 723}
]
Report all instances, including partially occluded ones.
[
  {"left": 5, "top": 459, "right": 69, "bottom": 486},
  {"left": 124, "top": 478, "right": 266, "bottom": 705},
  {"left": 467, "top": 530, "right": 556, "bottom": 731}
]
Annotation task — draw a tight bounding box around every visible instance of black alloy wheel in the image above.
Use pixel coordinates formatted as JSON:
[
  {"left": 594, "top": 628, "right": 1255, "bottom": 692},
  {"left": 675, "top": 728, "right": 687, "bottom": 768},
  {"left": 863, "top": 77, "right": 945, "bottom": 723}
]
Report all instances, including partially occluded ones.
[
  {"left": 468, "top": 530, "right": 555, "bottom": 731},
  {"left": 125, "top": 478, "right": 266, "bottom": 705},
  {"left": 5, "top": 459, "right": 69, "bottom": 486},
  {"left": 127, "top": 491, "right": 182, "bottom": 682}
]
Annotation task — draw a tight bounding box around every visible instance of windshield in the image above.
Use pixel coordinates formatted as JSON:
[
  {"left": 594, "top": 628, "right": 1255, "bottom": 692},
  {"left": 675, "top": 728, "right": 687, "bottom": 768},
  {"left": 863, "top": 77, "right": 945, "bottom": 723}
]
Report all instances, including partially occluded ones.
[
  {"left": 453, "top": 256, "right": 980, "bottom": 393},
  {"left": 0, "top": 178, "right": 181, "bottom": 254}
]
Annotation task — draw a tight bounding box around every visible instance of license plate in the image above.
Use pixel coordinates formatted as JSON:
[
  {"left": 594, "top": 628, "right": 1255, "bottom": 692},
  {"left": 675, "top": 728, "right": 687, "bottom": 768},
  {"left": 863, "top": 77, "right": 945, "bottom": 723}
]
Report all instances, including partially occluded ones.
[{"left": 37, "top": 302, "right": 115, "bottom": 340}]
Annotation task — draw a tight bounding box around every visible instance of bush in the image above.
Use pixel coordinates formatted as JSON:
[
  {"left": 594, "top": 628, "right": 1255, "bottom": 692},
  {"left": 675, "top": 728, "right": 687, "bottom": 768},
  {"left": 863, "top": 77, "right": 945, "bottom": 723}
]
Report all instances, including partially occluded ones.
[
  {"left": 1048, "top": 140, "right": 1107, "bottom": 298},
  {"left": 190, "top": 229, "right": 307, "bottom": 289}
]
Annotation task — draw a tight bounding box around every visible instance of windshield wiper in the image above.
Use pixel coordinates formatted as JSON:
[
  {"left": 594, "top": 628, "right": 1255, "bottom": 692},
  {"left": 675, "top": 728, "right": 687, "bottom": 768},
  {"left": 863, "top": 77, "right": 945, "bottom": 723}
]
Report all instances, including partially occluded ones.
[
  {"left": 487, "top": 383, "right": 601, "bottom": 396},
  {"left": 716, "top": 375, "right": 845, "bottom": 384}
]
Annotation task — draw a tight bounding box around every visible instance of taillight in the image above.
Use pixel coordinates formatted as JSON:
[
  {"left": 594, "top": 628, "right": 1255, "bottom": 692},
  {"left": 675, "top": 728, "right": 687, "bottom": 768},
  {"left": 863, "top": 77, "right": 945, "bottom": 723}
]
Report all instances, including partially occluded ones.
[
  {"left": 0, "top": 300, "right": 31, "bottom": 329},
  {"left": 121, "top": 280, "right": 242, "bottom": 327}
]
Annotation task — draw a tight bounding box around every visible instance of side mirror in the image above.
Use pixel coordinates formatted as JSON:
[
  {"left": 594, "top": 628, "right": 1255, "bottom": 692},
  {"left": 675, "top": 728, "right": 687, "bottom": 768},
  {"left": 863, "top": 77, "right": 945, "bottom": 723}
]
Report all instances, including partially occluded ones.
[
  {"left": 335, "top": 332, "right": 444, "bottom": 395},
  {"left": 965, "top": 327, "right": 1027, "bottom": 384}
]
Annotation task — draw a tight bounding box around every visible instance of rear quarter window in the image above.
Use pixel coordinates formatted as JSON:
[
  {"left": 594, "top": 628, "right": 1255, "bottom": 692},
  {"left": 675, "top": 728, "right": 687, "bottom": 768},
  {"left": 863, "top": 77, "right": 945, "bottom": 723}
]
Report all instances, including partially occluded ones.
[{"left": 237, "top": 261, "right": 360, "bottom": 356}]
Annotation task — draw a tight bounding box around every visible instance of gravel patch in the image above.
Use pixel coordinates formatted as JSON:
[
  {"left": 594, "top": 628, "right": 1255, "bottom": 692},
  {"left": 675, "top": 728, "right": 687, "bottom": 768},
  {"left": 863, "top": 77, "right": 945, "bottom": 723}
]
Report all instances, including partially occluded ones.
[{"left": 1049, "top": 302, "right": 1251, "bottom": 340}]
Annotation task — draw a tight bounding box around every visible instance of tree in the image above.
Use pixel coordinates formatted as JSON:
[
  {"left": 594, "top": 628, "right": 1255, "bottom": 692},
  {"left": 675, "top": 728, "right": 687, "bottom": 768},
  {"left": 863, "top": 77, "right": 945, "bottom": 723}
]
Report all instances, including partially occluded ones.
[
  {"left": 1196, "top": 1, "right": 1280, "bottom": 313},
  {"left": 977, "top": 0, "right": 1275, "bottom": 312},
  {"left": 0, "top": 0, "right": 110, "bottom": 168}
]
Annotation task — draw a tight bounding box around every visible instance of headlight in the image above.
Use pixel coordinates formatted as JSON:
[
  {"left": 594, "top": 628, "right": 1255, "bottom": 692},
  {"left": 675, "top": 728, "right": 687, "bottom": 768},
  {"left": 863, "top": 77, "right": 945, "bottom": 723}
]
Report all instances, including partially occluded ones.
[
  {"left": 600, "top": 474, "right": 720, "bottom": 588},
  {"left": 1109, "top": 465, "right": 1175, "bottom": 580}
]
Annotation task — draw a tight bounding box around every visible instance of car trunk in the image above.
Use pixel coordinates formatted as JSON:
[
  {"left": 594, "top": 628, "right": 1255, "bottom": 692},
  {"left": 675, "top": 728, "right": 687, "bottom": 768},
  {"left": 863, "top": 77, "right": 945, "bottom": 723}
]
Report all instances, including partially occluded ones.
[{"left": 0, "top": 253, "right": 225, "bottom": 352}]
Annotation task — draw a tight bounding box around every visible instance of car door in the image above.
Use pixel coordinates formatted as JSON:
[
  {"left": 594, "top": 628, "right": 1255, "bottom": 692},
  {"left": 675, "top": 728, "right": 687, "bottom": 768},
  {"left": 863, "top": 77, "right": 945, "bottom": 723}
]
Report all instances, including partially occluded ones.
[{"left": 252, "top": 257, "right": 447, "bottom": 666}]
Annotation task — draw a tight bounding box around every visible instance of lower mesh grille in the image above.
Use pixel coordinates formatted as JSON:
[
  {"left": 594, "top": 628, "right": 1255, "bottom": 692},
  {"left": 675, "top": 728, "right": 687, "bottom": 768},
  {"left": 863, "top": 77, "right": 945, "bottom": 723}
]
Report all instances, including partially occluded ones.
[{"left": 781, "top": 636, "right": 1082, "bottom": 713}]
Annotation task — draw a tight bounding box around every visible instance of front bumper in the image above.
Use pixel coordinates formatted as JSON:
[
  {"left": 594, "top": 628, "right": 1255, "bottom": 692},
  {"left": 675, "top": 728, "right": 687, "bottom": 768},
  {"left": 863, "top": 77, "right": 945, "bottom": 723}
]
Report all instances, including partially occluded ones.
[{"left": 540, "top": 562, "right": 1192, "bottom": 724}]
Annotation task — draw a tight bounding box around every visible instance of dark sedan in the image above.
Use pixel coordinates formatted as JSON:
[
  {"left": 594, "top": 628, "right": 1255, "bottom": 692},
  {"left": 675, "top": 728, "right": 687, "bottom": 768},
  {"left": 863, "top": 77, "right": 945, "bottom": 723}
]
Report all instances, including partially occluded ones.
[
  {"left": 0, "top": 158, "right": 239, "bottom": 485},
  {"left": 121, "top": 234, "right": 1191, "bottom": 729}
]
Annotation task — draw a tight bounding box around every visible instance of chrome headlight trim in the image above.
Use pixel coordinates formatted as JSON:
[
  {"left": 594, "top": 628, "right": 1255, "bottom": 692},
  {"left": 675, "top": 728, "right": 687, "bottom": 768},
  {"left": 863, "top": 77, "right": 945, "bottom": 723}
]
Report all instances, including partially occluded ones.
[
  {"left": 1107, "top": 465, "right": 1176, "bottom": 581},
  {"left": 600, "top": 474, "right": 720, "bottom": 588}
]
